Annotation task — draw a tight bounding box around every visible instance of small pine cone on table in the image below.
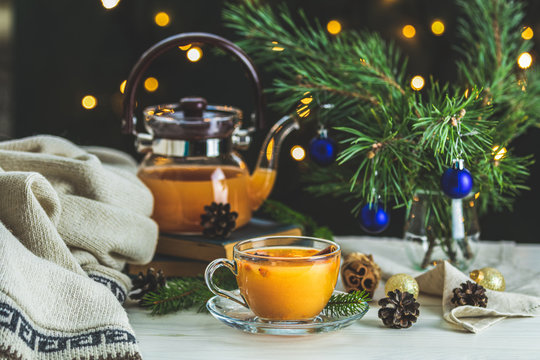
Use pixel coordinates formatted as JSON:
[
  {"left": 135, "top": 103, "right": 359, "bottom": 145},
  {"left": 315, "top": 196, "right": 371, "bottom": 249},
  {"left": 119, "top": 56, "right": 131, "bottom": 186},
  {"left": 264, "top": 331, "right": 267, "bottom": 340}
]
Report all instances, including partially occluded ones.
[
  {"left": 451, "top": 280, "right": 488, "bottom": 307},
  {"left": 200, "top": 202, "right": 238, "bottom": 239},
  {"left": 378, "top": 289, "right": 420, "bottom": 329},
  {"left": 129, "top": 268, "right": 166, "bottom": 302}
]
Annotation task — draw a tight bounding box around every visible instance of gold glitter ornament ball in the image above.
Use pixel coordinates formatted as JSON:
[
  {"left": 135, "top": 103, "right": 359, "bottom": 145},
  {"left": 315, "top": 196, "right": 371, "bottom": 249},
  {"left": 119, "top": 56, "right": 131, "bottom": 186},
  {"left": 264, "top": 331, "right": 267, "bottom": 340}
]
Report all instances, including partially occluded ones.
[
  {"left": 385, "top": 273, "right": 419, "bottom": 298},
  {"left": 470, "top": 267, "right": 505, "bottom": 291}
]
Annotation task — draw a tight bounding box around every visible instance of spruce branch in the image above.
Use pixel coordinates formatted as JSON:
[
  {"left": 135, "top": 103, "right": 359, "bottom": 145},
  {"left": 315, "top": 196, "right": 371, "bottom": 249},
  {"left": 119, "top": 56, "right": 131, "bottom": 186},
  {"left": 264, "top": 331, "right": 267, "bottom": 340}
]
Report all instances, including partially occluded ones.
[
  {"left": 322, "top": 290, "right": 371, "bottom": 317},
  {"left": 223, "top": 0, "right": 537, "bottom": 221}
]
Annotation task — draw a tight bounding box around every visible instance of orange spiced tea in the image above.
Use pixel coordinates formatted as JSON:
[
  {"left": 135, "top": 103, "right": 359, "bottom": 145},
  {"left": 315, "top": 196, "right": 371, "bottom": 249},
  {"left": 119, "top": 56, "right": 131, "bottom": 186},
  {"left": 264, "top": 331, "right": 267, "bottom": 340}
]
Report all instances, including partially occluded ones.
[
  {"left": 138, "top": 165, "right": 276, "bottom": 233},
  {"left": 235, "top": 246, "right": 340, "bottom": 321}
]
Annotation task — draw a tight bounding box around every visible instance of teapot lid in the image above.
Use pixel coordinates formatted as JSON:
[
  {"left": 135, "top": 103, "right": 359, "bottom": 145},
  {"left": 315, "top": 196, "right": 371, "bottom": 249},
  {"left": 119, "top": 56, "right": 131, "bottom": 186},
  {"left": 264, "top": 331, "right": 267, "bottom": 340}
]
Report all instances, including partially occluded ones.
[{"left": 143, "top": 97, "right": 242, "bottom": 140}]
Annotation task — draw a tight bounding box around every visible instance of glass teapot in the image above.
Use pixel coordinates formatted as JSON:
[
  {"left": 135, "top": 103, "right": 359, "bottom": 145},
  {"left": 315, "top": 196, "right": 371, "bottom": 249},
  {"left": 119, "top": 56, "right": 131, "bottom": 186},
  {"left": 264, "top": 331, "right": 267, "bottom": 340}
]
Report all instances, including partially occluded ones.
[{"left": 122, "top": 33, "right": 299, "bottom": 234}]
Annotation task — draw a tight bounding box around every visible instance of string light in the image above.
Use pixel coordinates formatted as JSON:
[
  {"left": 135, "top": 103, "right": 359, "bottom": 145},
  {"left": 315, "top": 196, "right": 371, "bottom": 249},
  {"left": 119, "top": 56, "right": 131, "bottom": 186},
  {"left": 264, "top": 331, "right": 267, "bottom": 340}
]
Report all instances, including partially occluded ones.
[
  {"left": 522, "top": 26, "right": 534, "bottom": 40},
  {"left": 178, "top": 44, "right": 192, "bottom": 51},
  {"left": 291, "top": 145, "right": 306, "bottom": 161},
  {"left": 410, "top": 75, "right": 425, "bottom": 91},
  {"left": 82, "top": 95, "right": 97, "bottom": 109},
  {"left": 101, "top": 0, "right": 120, "bottom": 9},
  {"left": 187, "top": 47, "right": 203, "bottom": 62},
  {"left": 402, "top": 25, "right": 416, "bottom": 38},
  {"left": 154, "top": 12, "right": 170, "bottom": 27},
  {"left": 271, "top": 41, "right": 284, "bottom": 52},
  {"left": 431, "top": 20, "right": 445, "bottom": 36},
  {"left": 296, "top": 105, "right": 310, "bottom": 118},
  {"left": 144, "top": 77, "right": 159, "bottom": 92},
  {"left": 327, "top": 20, "right": 342, "bottom": 35},
  {"left": 517, "top": 52, "right": 533, "bottom": 69},
  {"left": 300, "top": 95, "right": 313, "bottom": 104},
  {"left": 492, "top": 145, "right": 507, "bottom": 160},
  {"left": 119, "top": 80, "right": 127, "bottom": 94}
]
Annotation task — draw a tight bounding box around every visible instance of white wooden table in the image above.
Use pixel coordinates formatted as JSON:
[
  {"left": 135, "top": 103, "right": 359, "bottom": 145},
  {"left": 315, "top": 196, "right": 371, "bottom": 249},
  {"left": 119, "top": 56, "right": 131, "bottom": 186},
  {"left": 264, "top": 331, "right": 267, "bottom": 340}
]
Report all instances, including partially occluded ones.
[{"left": 127, "top": 239, "right": 540, "bottom": 360}]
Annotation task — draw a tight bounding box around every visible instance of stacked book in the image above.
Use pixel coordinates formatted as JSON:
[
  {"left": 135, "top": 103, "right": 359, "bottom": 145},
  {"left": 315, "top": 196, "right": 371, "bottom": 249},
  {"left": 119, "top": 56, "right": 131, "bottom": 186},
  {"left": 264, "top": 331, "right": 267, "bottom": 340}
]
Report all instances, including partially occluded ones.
[{"left": 127, "top": 218, "right": 303, "bottom": 277}]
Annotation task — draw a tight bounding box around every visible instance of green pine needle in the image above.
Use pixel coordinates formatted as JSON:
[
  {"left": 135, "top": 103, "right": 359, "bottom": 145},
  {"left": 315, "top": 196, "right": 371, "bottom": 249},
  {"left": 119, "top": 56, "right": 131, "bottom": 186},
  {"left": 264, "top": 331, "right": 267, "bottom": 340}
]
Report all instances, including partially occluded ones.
[{"left": 322, "top": 290, "right": 371, "bottom": 317}]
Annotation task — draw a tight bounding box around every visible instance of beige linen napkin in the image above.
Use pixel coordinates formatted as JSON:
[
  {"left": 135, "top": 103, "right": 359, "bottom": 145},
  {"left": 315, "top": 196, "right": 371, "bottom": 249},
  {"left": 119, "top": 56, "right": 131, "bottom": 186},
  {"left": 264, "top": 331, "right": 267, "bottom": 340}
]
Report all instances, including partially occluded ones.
[
  {"left": 0, "top": 136, "right": 158, "bottom": 360},
  {"left": 416, "top": 261, "right": 540, "bottom": 333}
]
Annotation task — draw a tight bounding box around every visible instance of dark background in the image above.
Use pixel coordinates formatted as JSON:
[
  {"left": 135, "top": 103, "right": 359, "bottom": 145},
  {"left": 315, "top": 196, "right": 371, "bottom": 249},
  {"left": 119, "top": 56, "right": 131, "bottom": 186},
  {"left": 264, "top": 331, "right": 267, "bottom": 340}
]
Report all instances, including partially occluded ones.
[{"left": 9, "top": 0, "right": 540, "bottom": 242}]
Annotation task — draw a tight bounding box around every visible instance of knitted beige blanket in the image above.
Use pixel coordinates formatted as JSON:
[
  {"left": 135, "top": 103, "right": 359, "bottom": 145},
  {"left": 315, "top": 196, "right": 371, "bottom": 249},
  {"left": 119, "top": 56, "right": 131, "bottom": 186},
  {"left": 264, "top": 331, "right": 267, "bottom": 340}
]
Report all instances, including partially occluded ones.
[{"left": 0, "top": 136, "right": 158, "bottom": 360}]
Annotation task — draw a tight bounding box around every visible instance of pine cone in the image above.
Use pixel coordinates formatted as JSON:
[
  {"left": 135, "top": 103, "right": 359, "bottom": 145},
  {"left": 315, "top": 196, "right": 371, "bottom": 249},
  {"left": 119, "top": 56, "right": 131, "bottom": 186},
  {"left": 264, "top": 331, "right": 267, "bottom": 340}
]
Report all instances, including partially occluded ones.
[
  {"left": 378, "top": 290, "right": 420, "bottom": 329},
  {"left": 200, "top": 202, "right": 238, "bottom": 238},
  {"left": 451, "top": 280, "right": 488, "bottom": 307},
  {"left": 129, "top": 268, "right": 166, "bottom": 301}
]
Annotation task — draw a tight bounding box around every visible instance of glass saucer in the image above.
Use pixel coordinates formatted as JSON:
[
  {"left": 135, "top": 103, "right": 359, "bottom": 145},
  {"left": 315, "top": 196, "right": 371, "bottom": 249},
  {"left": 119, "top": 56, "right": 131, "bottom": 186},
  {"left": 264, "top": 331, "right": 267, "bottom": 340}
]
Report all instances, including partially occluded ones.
[{"left": 206, "top": 290, "right": 369, "bottom": 335}]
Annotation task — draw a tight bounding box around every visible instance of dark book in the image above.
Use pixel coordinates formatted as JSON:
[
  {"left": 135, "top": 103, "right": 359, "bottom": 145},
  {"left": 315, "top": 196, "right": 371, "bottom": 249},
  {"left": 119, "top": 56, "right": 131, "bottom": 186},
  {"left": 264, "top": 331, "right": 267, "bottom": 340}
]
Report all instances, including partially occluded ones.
[
  {"left": 126, "top": 254, "right": 209, "bottom": 278},
  {"left": 155, "top": 218, "right": 303, "bottom": 262}
]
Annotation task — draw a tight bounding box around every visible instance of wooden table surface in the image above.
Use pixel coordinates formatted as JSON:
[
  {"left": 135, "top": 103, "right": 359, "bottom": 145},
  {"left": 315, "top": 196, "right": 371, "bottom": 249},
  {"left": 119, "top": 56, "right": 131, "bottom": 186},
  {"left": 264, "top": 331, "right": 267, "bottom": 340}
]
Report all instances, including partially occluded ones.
[{"left": 127, "top": 240, "right": 540, "bottom": 360}]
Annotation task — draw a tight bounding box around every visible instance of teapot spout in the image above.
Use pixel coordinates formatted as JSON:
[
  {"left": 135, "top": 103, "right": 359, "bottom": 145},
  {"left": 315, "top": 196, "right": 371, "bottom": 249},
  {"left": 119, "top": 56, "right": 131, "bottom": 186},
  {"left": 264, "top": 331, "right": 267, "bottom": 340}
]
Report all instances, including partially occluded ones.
[{"left": 248, "top": 115, "right": 300, "bottom": 210}]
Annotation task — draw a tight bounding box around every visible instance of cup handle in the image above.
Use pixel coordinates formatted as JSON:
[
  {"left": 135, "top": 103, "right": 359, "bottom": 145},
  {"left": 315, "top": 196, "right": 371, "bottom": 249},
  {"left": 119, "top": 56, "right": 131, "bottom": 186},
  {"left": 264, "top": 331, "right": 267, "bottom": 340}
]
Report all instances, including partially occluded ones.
[{"left": 205, "top": 258, "right": 248, "bottom": 308}]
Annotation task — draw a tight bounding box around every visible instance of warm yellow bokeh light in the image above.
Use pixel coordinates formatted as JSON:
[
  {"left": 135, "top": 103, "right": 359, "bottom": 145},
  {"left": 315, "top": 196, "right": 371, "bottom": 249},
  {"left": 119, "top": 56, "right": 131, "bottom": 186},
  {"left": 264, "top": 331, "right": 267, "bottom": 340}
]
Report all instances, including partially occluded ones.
[
  {"left": 296, "top": 105, "right": 310, "bottom": 118},
  {"left": 119, "top": 80, "right": 127, "bottom": 94},
  {"left": 101, "top": 0, "right": 120, "bottom": 9},
  {"left": 178, "top": 44, "right": 192, "bottom": 51},
  {"left": 300, "top": 96, "right": 313, "bottom": 105},
  {"left": 402, "top": 25, "right": 416, "bottom": 38},
  {"left": 411, "top": 75, "right": 425, "bottom": 91},
  {"left": 518, "top": 52, "right": 533, "bottom": 69},
  {"left": 492, "top": 145, "right": 507, "bottom": 161},
  {"left": 522, "top": 26, "right": 534, "bottom": 40},
  {"left": 187, "top": 47, "right": 203, "bottom": 62},
  {"left": 144, "top": 77, "right": 159, "bottom": 92},
  {"left": 431, "top": 20, "right": 445, "bottom": 35},
  {"left": 327, "top": 20, "right": 342, "bottom": 35},
  {"left": 154, "top": 12, "right": 170, "bottom": 27},
  {"left": 82, "top": 95, "right": 97, "bottom": 109},
  {"left": 291, "top": 145, "right": 306, "bottom": 161},
  {"left": 266, "top": 138, "right": 275, "bottom": 162}
]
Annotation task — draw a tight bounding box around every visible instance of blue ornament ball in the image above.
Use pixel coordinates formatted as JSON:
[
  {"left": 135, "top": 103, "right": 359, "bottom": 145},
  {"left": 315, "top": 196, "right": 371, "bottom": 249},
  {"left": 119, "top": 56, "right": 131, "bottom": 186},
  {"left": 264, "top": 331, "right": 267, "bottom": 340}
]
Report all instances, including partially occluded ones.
[
  {"left": 309, "top": 136, "right": 337, "bottom": 166},
  {"left": 359, "top": 203, "right": 390, "bottom": 234},
  {"left": 440, "top": 167, "right": 473, "bottom": 199}
]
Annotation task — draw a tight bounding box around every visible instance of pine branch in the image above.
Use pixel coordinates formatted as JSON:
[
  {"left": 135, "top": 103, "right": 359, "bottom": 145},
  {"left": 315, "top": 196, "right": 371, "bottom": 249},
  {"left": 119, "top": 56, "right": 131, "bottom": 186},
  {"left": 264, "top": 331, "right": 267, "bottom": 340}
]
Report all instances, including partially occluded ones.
[
  {"left": 223, "top": 0, "right": 537, "bottom": 219},
  {"left": 322, "top": 290, "right": 371, "bottom": 317},
  {"left": 141, "top": 271, "right": 237, "bottom": 315}
]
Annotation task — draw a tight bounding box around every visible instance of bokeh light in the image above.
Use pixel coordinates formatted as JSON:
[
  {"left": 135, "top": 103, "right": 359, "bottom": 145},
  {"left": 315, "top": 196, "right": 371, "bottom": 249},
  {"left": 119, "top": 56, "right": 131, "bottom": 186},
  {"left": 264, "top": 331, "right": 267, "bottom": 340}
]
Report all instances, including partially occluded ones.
[
  {"left": 154, "top": 12, "right": 170, "bottom": 27},
  {"left": 291, "top": 145, "right": 306, "bottom": 161},
  {"left": 402, "top": 25, "right": 416, "bottom": 38},
  {"left": 492, "top": 145, "right": 507, "bottom": 161},
  {"left": 410, "top": 75, "right": 425, "bottom": 91},
  {"left": 82, "top": 95, "right": 97, "bottom": 109},
  {"left": 101, "top": 0, "right": 120, "bottom": 9},
  {"left": 271, "top": 41, "right": 284, "bottom": 51},
  {"left": 327, "top": 20, "right": 342, "bottom": 35},
  {"left": 431, "top": 20, "right": 445, "bottom": 35},
  {"left": 119, "top": 80, "right": 127, "bottom": 94},
  {"left": 522, "top": 26, "right": 534, "bottom": 40},
  {"left": 517, "top": 52, "right": 533, "bottom": 69},
  {"left": 144, "top": 77, "right": 159, "bottom": 92},
  {"left": 187, "top": 47, "right": 203, "bottom": 62}
]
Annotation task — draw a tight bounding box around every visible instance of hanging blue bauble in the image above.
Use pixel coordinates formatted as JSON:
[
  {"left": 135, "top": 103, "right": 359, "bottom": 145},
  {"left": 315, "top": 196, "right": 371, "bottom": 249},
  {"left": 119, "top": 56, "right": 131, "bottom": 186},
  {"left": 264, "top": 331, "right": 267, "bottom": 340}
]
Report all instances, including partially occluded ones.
[
  {"left": 359, "top": 203, "right": 390, "bottom": 234},
  {"left": 309, "top": 132, "right": 337, "bottom": 166},
  {"left": 440, "top": 160, "right": 473, "bottom": 199}
]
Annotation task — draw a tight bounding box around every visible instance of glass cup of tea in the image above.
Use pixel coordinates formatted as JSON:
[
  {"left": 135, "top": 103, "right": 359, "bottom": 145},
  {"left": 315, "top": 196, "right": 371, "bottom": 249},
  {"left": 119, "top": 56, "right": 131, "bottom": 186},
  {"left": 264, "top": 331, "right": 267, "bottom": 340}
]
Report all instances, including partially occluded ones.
[{"left": 205, "top": 236, "right": 341, "bottom": 322}]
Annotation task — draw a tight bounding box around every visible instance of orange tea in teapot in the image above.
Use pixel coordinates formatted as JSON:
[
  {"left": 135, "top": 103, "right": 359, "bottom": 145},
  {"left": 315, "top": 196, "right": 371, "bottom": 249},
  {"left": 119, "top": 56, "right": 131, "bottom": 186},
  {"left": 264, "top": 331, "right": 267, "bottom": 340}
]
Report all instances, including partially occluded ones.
[{"left": 139, "top": 165, "right": 276, "bottom": 233}]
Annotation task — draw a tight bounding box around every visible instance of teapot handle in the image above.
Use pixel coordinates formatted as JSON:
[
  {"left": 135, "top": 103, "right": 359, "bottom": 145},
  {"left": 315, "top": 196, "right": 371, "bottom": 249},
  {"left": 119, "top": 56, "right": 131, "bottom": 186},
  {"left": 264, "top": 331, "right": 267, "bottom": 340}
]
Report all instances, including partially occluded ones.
[{"left": 122, "top": 32, "right": 264, "bottom": 135}]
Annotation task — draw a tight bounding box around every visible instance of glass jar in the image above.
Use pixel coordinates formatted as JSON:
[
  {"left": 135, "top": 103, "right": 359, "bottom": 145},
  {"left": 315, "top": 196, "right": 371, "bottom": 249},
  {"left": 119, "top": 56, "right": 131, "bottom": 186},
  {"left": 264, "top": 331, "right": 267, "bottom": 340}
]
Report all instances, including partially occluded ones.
[{"left": 403, "top": 191, "right": 480, "bottom": 270}]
